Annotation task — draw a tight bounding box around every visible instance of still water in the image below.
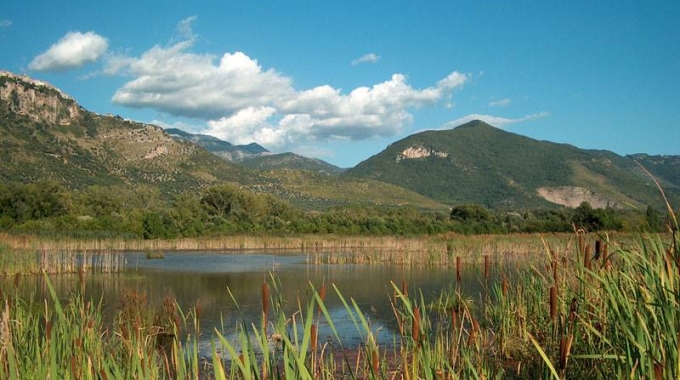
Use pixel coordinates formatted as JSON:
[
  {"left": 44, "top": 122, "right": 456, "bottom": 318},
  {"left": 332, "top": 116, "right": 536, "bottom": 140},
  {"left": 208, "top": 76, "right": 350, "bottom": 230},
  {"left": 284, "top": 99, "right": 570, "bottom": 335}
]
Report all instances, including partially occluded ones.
[{"left": 7, "top": 251, "right": 506, "bottom": 354}]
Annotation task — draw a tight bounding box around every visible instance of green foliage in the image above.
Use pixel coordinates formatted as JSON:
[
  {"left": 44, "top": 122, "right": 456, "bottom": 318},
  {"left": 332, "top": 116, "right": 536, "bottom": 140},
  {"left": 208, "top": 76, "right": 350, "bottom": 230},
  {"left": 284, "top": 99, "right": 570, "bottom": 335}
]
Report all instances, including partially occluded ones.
[
  {"left": 572, "top": 201, "right": 623, "bottom": 231},
  {"left": 345, "top": 120, "right": 680, "bottom": 210},
  {"left": 0, "top": 181, "right": 645, "bottom": 238}
]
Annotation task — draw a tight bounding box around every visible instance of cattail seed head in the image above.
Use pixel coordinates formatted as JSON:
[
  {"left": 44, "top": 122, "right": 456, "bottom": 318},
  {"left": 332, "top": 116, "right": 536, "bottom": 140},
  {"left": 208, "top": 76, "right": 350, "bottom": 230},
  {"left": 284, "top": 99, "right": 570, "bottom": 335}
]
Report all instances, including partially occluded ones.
[
  {"left": 412, "top": 306, "right": 421, "bottom": 344},
  {"left": 310, "top": 324, "right": 318, "bottom": 354},
  {"left": 549, "top": 286, "right": 558, "bottom": 321},
  {"left": 456, "top": 257, "right": 461, "bottom": 284},
  {"left": 584, "top": 245, "right": 592, "bottom": 270}
]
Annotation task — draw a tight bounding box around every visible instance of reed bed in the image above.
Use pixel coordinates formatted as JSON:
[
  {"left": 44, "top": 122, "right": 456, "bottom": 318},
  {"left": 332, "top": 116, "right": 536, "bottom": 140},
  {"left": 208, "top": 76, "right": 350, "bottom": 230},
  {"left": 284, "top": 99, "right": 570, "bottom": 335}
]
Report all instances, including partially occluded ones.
[
  {"left": 2, "top": 232, "right": 637, "bottom": 269},
  {"left": 1, "top": 228, "right": 677, "bottom": 378},
  {"left": 0, "top": 244, "right": 125, "bottom": 276},
  {"left": 0, "top": 231, "right": 587, "bottom": 255}
]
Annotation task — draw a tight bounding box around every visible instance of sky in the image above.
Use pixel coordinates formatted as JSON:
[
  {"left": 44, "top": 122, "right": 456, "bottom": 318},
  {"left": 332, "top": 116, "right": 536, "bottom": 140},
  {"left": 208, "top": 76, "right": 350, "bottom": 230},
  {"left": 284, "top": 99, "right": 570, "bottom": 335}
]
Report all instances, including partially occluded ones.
[{"left": 1, "top": 1, "right": 679, "bottom": 168}]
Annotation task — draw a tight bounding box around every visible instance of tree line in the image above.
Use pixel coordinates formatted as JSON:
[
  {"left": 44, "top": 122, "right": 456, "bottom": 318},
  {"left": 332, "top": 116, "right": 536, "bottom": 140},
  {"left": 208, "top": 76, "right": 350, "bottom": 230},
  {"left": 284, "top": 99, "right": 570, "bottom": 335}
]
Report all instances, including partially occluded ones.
[{"left": 0, "top": 181, "right": 671, "bottom": 239}]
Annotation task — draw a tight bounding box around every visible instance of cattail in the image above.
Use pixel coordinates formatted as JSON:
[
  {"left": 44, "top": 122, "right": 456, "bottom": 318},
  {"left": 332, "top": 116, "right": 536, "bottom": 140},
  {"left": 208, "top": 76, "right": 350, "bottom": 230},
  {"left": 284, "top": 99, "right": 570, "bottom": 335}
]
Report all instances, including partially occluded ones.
[
  {"left": 372, "top": 349, "right": 379, "bottom": 373},
  {"left": 549, "top": 286, "right": 557, "bottom": 321},
  {"left": 45, "top": 319, "right": 52, "bottom": 342},
  {"left": 654, "top": 361, "right": 664, "bottom": 380},
  {"left": 402, "top": 280, "right": 408, "bottom": 298},
  {"left": 595, "top": 240, "right": 602, "bottom": 259},
  {"left": 318, "top": 284, "right": 326, "bottom": 306},
  {"left": 13, "top": 272, "right": 20, "bottom": 288},
  {"left": 584, "top": 245, "right": 592, "bottom": 270},
  {"left": 262, "top": 281, "right": 270, "bottom": 334},
  {"left": 484, "top": 255, "right": 490, "bottom": 279},
  {"left": 451, "top": 308, "right": 458, "bottom": 330},
  {"left": 70, "top": 356, "right": 78, "bottom": 379},
  {"left": 502, "top": 276, "right": 509, "bottom": 297},
  {"left": 412, "top": 306, "right": 421, "bottom": 344},
  {"left": 310, "top": 324, "right": 318, "bottom": 355},
  {"left": 195, "top": 300, "right": 202, "bottom": 320},
  {"left": 456, "top": 256, "right": 461, "bottom": 285},
  {"left": 552, "top": 260, "right": 559, "bottom": 293},
  {"left": 559, "top": 334, "right": 573, "bottom": 370}
]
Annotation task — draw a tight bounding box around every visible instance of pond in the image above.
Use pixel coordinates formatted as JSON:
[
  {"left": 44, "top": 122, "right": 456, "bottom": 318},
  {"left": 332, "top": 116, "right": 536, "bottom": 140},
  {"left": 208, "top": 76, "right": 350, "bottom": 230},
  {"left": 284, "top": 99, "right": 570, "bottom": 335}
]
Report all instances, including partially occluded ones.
[{"left": 5, "top": 250, "right": 514, "bottom": 356}]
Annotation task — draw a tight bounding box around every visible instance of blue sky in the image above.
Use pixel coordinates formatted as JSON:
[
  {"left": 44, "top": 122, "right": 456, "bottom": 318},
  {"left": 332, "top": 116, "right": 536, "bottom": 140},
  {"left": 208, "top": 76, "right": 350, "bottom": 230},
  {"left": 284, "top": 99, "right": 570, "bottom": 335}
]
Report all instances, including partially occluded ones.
[{"left": 2, "top": 1, "right": 678, "bottom": 167}]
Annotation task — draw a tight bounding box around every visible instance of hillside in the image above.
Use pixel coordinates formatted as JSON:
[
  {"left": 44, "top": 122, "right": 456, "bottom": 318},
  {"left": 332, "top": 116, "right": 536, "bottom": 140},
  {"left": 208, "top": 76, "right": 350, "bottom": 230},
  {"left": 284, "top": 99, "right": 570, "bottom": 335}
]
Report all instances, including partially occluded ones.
[
  {"left": 0, "top": 72, "right": 263, "bottom": 195},
  {"left": 245, "top": 169, "right": 446, "bottom": 210},
  {"left": 241, "top": 152, "right": 344, "bottom": 175},
  {"left": 0, "top": 71, "right": 444, "bottom": 210},
  {"left": 345, "top": 120, "right": 680, "bottom": 209}
]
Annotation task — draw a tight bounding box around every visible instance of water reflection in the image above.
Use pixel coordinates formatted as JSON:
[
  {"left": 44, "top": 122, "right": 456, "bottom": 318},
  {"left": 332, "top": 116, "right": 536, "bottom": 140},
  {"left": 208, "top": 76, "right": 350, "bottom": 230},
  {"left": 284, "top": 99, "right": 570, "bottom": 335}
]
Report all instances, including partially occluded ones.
[{"left": 3, "top": 251, "right": 512, "bottom": 354}]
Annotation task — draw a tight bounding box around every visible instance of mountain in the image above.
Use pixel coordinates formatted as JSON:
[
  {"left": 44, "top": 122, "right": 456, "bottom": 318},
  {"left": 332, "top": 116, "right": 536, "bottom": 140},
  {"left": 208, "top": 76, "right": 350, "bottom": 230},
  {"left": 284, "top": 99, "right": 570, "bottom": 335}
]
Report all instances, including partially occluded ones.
[
  {"left": 165, "top": 128, "right": 270, "bottom": 162},
  {"left": 241, "top": 152, "right": 344, "bottom": 174},
  {"left": 166, "top": 128, "right": 343, "bottom": 174},
  {"left": 0, "top": 71, "right": 444, "bottom": 210},
  {"left": 0, "top": 72, "right": 262, "bottom": 195},
  {"left": 345, "top": 120, "right": 680, "bottom": 209}
]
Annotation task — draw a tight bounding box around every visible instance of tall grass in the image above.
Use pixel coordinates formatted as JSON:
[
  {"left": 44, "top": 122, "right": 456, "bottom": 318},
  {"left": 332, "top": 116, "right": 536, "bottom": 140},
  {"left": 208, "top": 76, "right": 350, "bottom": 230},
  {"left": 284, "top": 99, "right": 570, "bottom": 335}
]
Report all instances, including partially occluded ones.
[{"left": 0, "top": 274, "right": 205, "bottom": 379}]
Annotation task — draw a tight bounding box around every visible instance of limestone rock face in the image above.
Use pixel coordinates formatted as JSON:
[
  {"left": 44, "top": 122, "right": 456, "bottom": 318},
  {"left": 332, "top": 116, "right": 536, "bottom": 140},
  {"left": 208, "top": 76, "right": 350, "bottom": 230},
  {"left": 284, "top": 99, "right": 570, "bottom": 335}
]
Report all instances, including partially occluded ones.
[
  {"left": 396, "top": 145, "right": 449, "bottom": 162},
  {"left": 0, "top": 71, "right": 80, "bottom": 125}
]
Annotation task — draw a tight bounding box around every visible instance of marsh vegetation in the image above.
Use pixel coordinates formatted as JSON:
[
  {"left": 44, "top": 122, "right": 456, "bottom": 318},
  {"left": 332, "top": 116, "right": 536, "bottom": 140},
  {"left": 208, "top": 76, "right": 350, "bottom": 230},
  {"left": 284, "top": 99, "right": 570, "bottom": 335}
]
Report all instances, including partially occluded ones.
[{"left": 0, "top": 225, "right": 678, "bottom": 379}]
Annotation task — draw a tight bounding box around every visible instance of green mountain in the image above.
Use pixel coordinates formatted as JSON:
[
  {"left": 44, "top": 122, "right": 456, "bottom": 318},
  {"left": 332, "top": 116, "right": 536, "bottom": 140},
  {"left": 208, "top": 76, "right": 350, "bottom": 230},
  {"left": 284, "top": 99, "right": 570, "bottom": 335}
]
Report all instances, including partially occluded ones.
[
  {"left": 345, "top": 120, "right": 680, "bottom": 209},
  {"left": 0, "top": 72, "right": 262, "bottom": 195},
  {"left": 0, "top": 71, "right": 444, "bottom": 210},
  {"left": 241, "top": 152, "right": 344, "bottom": 175}
]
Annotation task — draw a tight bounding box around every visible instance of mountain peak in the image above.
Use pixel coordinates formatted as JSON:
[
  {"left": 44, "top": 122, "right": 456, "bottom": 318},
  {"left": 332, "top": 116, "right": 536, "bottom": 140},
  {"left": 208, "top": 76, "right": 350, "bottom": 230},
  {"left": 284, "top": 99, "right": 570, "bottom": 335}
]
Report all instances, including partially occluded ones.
[{"left": 451, "top": 119, "right": 495, "bottom": 130}]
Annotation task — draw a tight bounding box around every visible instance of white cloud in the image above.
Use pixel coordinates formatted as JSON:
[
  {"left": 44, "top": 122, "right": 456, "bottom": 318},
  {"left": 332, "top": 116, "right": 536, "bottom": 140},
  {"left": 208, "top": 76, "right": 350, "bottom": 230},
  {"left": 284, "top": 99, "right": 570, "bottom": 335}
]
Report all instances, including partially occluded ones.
[
  {"left": 204, "top": 106, "right": 280, "bottom": 145},
  {"left": 444, "top": 112, "right": 549, "bottom": 129},
  {"left": 0, "top": 20, "right": 11, "bottom": 28},
  {"left": 29, "top": 31, "right": 108, "bottom": 72},
  {"left": 489, "top": 98, "right": 511, "bottom": 107},
  {"left": 108, "top": 18, "right": 468, "bottom": 151},
  {"left": 351, "top": 53, "right": 380, "bottom": 66}
]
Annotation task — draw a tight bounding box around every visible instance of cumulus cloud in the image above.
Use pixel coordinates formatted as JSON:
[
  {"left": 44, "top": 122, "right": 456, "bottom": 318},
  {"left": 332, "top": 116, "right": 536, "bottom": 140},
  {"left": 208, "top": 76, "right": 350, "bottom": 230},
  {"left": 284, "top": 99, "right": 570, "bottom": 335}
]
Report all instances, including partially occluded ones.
[
  {"left": 444, "top": 112, "right": 549, "bottom": 129},
  {"left": 109, "top": 17, "right": 468, "bottom": 150},
  {"left": 29, "top": 31, "right": 108, "bottom": 72},
  {"left": 489, "top": 98, "right": 511, "bottom": 107},
  {"left": 351, "top": 53, "right": 380, "bottom": 66},
  {"left": 0, "top": 20, "right": 11, "bottom": 28}
]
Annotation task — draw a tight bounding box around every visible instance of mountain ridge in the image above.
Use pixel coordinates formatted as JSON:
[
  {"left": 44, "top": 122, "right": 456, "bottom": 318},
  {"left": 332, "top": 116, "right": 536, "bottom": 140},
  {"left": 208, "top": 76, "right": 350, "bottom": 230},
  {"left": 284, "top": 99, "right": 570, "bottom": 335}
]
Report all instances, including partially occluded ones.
[
  {"left": 345, "top": 120, "right": 679, "bottom": 209},
  {"left": 0, "top": 71, "right": 444, "bottom": 210},
  {"left": 1, "top": 71, "right": 677, "bottom": 211}
]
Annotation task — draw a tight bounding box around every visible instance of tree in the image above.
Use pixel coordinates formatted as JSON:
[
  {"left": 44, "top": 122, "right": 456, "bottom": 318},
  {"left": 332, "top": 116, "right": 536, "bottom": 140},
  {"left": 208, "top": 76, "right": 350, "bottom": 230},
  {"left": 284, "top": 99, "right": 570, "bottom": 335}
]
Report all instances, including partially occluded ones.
[{"left": 450, "top": 204, "right": 492, "bottom": 223}]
